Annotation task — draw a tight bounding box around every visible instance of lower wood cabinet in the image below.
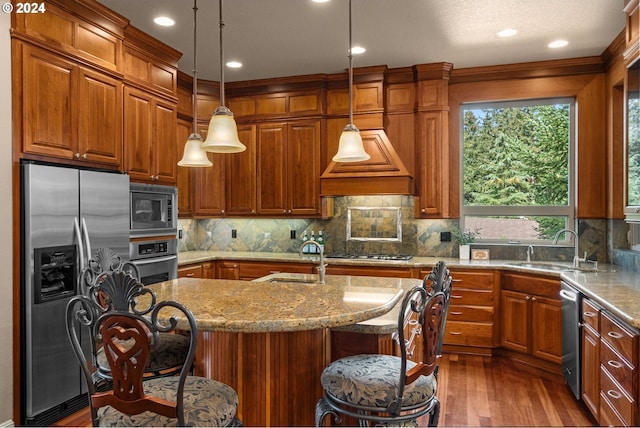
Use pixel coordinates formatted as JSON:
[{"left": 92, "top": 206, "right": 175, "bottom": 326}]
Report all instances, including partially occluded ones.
[
  {"left": 178, "top": 262, "right": 214, "bottom": 279},
  {"left": 443, "top": 269, "right": 498, "bottom": 351},
  {"left": 215, "top": 260, "right": 314, "bottom": 281},
  {"left": 500, "top": 273, "right": 562, "bottom": 366},
  {"left": 598, "top": 310, "right": 638, "bottom": 427},
  {"left": 581, "top": 297, "right": 601, "bottom": 420}
]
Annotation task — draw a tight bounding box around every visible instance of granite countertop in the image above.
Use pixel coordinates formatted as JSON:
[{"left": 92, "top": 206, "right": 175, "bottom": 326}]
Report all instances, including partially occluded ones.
[
  {"left": 177, "top": 250, "right": 640, "bottom": 330},
  {"left": 146, "top": 276, "right": 421, "bottom": 333}
]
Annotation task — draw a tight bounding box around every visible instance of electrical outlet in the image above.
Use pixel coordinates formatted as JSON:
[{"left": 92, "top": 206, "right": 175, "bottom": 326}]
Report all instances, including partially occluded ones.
[
  {"left": 231, "top": 229, "right": 237, "bottom": 239},
  {"left": 290, "top": 230, "right": 296, "bottom": 239},
  {"left": 441, "top": 231, "right": 451, "bottom": 242}
]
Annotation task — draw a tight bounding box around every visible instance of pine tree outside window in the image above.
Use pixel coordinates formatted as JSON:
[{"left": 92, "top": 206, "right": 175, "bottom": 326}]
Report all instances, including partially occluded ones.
[{"left": 460, "top": 98, "right": 575, "bottom": 243}]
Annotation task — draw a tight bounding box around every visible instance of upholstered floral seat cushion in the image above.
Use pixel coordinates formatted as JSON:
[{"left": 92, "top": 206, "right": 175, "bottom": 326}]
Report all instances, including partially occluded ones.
[
  {"left": 321, "top": 354, "right": 436, "bottom": 409},
  {"left": 97, "top": 333, "right": 190, "bottom": 376},
  {"left": 97, "top": 376, "right": 238, "bottom": 427}
]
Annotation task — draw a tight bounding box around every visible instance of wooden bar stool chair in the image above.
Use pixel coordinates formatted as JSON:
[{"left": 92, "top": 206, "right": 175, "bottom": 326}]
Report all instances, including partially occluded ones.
[
  {"left": 316, "top": 261, "right": 452, "bottom": 427},
  {"left": 66, "top": 270, "right": 241, "bottom": 426}
]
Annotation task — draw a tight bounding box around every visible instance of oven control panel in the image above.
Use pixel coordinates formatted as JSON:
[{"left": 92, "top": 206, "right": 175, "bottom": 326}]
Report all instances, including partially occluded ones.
[{"left": 130, "top": 238, "right": 177, "bottom": 261}]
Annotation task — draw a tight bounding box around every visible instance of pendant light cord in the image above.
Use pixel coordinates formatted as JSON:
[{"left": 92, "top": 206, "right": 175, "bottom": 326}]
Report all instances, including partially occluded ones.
[
  {"left": 192, "top": 0, "right": 199, "bottom": 134},
  {"left": 219, "top": 0, "right": 226, "bottom": 107},
  {"left": 348, "top": 0, "right": 354, "bottom": 126}
]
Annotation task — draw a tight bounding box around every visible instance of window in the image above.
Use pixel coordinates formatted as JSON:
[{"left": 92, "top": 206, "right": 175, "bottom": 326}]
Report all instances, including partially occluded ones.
[{"left": 461, "top": 98, "right": 575, "bottom": 243}]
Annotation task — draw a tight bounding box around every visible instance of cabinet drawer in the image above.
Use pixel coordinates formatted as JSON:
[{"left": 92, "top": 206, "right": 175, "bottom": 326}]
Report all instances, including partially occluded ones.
[
  {"left": 601, "top": 339, "right": 635, "bottom": 394},
  {"left": 444, "top": 321, "right": 493, "bottom": 347},
  {"left": 600, "top": 368, "right": 636, "bottom": 427},
  {"left": 582, "top": 298, "right": 601, "bottom": 331},
  {"left": 178, "top": 264, "right": 203, "bottom": 278},
  {"left": 449, "top": 289, "right": 493, "bottom": 306},
  {"left": 450, "top": 270, "right": 495, "bottom": 290},
  {"left": 601, "top": 311, "right": 638, "bottom": 366},
  {"left": 600, "top": 391, "right": 630, "bottom": 427},
  {"left": 448, "top": 305, "right": 494, "bottom": 323}
]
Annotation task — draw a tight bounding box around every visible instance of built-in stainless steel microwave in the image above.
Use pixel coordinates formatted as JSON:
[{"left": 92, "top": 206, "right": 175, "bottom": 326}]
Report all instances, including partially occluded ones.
[{"left": 129, "top": 183, "right": 177, "bottom": 237}]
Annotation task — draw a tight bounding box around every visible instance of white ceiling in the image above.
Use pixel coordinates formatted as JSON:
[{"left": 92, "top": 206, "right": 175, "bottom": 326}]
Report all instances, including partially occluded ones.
[{"left": 98, "top": 0, "right": 626, "bottom": 82}]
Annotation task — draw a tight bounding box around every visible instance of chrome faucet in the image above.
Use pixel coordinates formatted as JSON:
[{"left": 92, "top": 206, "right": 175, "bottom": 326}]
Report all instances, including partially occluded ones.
[
  {"left": 299, "top": 240, "right": 326, "bottom": 284},
  {"left": 526, "top": 245, "right": 534, "bottom": 262},
  {"left": 552, "top": 228, "right": 585, "bottom": 268}
]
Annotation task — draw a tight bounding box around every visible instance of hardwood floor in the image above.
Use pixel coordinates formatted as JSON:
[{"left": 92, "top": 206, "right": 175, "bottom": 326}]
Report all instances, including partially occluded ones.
[{"left": 51, "top": 353, "right": 596, "bottom": 427}]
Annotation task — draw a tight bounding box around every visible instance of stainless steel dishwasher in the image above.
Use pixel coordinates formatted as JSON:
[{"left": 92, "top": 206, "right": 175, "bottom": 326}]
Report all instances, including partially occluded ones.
[{"left": 560, "top": 281, "right": 582, "bottom": 400}]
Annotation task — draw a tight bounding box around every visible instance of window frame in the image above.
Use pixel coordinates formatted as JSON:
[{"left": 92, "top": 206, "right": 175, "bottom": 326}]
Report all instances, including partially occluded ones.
[{"left": 459, "top": 97, "right": 577, "bottom": 244}]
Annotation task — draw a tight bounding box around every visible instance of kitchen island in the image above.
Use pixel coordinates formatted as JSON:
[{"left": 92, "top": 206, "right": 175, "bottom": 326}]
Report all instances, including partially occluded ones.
[{"left": 147, "top": 275, "right": 418, "bottom": 427}]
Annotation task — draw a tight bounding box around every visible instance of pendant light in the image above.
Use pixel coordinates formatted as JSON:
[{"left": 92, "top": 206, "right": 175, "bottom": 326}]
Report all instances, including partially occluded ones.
[
  {"left": 201, "top": 0, "right": 246, "bottom": 153},
  {"left": 178, "top": 0, "right": 212, "bottom": 167},
  {"left": 332, "top": 0, "right": 370, "bottom": 162}
]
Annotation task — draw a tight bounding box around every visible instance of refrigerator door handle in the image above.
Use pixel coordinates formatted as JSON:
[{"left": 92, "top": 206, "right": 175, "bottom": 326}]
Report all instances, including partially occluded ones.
[
  {"left": 74, "top": 217, "right": 85, "bottom": 272},
  {"left": 81, "top": 217, "right": 92, "bottom": 263}
]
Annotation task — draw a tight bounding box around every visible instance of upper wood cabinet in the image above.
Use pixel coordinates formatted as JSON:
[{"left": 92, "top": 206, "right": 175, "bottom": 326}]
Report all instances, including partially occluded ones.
[
  {"left": 19, "top": 43, "right": 123, "bottom": 169},
  {"left": 257, "top": 120, "right": 321, "bottom": 216},
  {"left": 11, "top": 0, "right": 125, "bottom": 72},
  {"left": 194, "top": 120, "right": 227, "bottom": 217},
  {"left": 124, "top": 86, "right": 178, "bottom": 185},
  {"left": 625, "top": 0, "right": 640, "bottom": 63},
  {"left": 177, "top": 118, "right": 195, "bottom": 217},
  {"left": 226, "top": 125, "right": 257, "bottom": 216}
]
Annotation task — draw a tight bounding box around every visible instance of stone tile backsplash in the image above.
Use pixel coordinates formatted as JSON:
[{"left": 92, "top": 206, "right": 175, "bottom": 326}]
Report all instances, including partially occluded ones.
[{"left": 178, "top": 196, "right": 637, "bottom": 267}]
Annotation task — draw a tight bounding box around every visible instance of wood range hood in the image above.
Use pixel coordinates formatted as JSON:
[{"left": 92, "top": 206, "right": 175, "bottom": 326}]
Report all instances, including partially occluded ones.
[{"left": 320, "top": 128, "right": 413, "bottom": 196}]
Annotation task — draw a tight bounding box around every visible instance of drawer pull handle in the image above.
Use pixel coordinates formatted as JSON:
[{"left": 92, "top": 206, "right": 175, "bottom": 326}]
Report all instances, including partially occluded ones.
[
  {"left": 186, "top": 273, "right": 195, "bottom": 277},
  {"left": 583, "top": 311, "right": 596, "bottom": 318},
  {"left": 607, "top": 390, "right": 622, "bottom": 400},
  {"left": 449, "top": 331, "right": 463, "bottom": 335},
  {"left": 452, "top": 279, "right": 463, "bottom": 282},
  {"left": 450, "top": 311, "right": 463, "bottom": 315},
  {"left": 608, "top": 360, "right": 623, "bottom": 369},
  {"left": 451, "top": 295, "right": 463, "bottom": 299},
  {"left": 608, "top": 331, "right": 624, "bottom": 339}
]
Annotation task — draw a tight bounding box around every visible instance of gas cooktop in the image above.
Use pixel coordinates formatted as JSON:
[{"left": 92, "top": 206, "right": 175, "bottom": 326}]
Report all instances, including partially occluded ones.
[{"left": 325, "top": 253, "right": 413, "bottom": 261}]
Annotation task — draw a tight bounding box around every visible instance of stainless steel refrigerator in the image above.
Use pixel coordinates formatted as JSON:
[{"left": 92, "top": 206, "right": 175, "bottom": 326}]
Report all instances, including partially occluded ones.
[{"left": 20, "top": 162, "right": 130, "bottom": 425}]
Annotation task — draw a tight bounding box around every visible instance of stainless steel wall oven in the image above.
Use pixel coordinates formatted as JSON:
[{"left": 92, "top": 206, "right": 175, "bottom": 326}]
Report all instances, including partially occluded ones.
[{"left": 129, "top": 238, "right": 178, "bottom": 285}]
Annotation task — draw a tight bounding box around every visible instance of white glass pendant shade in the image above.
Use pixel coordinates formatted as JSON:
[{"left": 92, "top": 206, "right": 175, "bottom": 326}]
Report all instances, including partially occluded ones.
[
  {"left": 201, "top": 106, "right": 246, "bottom": 153},
  {"left": 178, "top": 133, "right": 212, "bottom": 166},
  {"left": 333, "top": 123, "right": 370, "bottom": 162}
]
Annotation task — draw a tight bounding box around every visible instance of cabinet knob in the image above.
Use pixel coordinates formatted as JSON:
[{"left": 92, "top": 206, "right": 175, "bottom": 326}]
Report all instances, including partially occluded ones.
[
  {"left": 82, "top": 153, "right": 88, "bottom": 160},
  {"left": 221, "top": 210, "right": 225, "bottom": 214},
  {"left": 526, "top": 296, "right": 531, "bottom": 300},
  {"left": 421, "top": 208, "right": 426, "bottom": 213},
  {"left": 531, "top": 297, "right": 536, "bottom": 302},
  {"left": 74, "top": 153, "right": 80, "bottom": 159}
]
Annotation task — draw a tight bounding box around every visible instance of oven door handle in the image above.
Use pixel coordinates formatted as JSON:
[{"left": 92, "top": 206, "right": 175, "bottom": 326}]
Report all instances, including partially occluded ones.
[{"left": 131, "top": 255, "right": 178, "bottom": 265}]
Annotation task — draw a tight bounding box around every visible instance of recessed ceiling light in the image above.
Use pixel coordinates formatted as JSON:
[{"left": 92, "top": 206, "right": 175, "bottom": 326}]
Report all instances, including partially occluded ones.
[
  {"left": 351, "top": 46, "right": 366, "bottom": 55},
  {"left": 312, "top": 0, "right": 330, "bottom": 3},
  {"left": 226, "top": 61, "right": 242, "bottom": 68},
  {"left": 497, "top": 28, "right": 518, "bottom": 38},
  {"left": 154, "top": 16, "right": 175, "bottom": 27},
  {"left": 548, "top": 39, "right": 568, "bottom": 48}
]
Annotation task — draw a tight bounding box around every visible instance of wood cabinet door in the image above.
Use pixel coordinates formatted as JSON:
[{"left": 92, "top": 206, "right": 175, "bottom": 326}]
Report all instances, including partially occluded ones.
[
  {"left": 500, "top": 290, "right": 530, "bottom": 354},
  {"left": 582, "top": 324, "right": 600, "bottom": 419},
  {"left": 194, "top": 154, "right": 226, "bottom": 216},
  {"left": 530, "top": 295, "right": 562, "bottom": 363},
  {"left": 226, "top": 125, "right": 256, "bottom": 215},
  {"left": 77, "top": 67, "right": 122, "bottom": 167},
  {"left": 415, "top": 111, "right": 448, "bottom": 218},
  {"left": 22, "top": 44, "right": 76, "bottom": 159},
  {"left": 257, "top": 123, "right": 287, "bottom": 215},
  {"left": 153, "top": 99, "right": 178, "bottom": 184},
  {"left": 176, "top": 118, "right": 194, "bottom": 217},
  {"left": 124, "top": 86, "right": 153, "bottom": 182},
  {"left": 288, "top": 120, "right": 321, "bottom": 216}
]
